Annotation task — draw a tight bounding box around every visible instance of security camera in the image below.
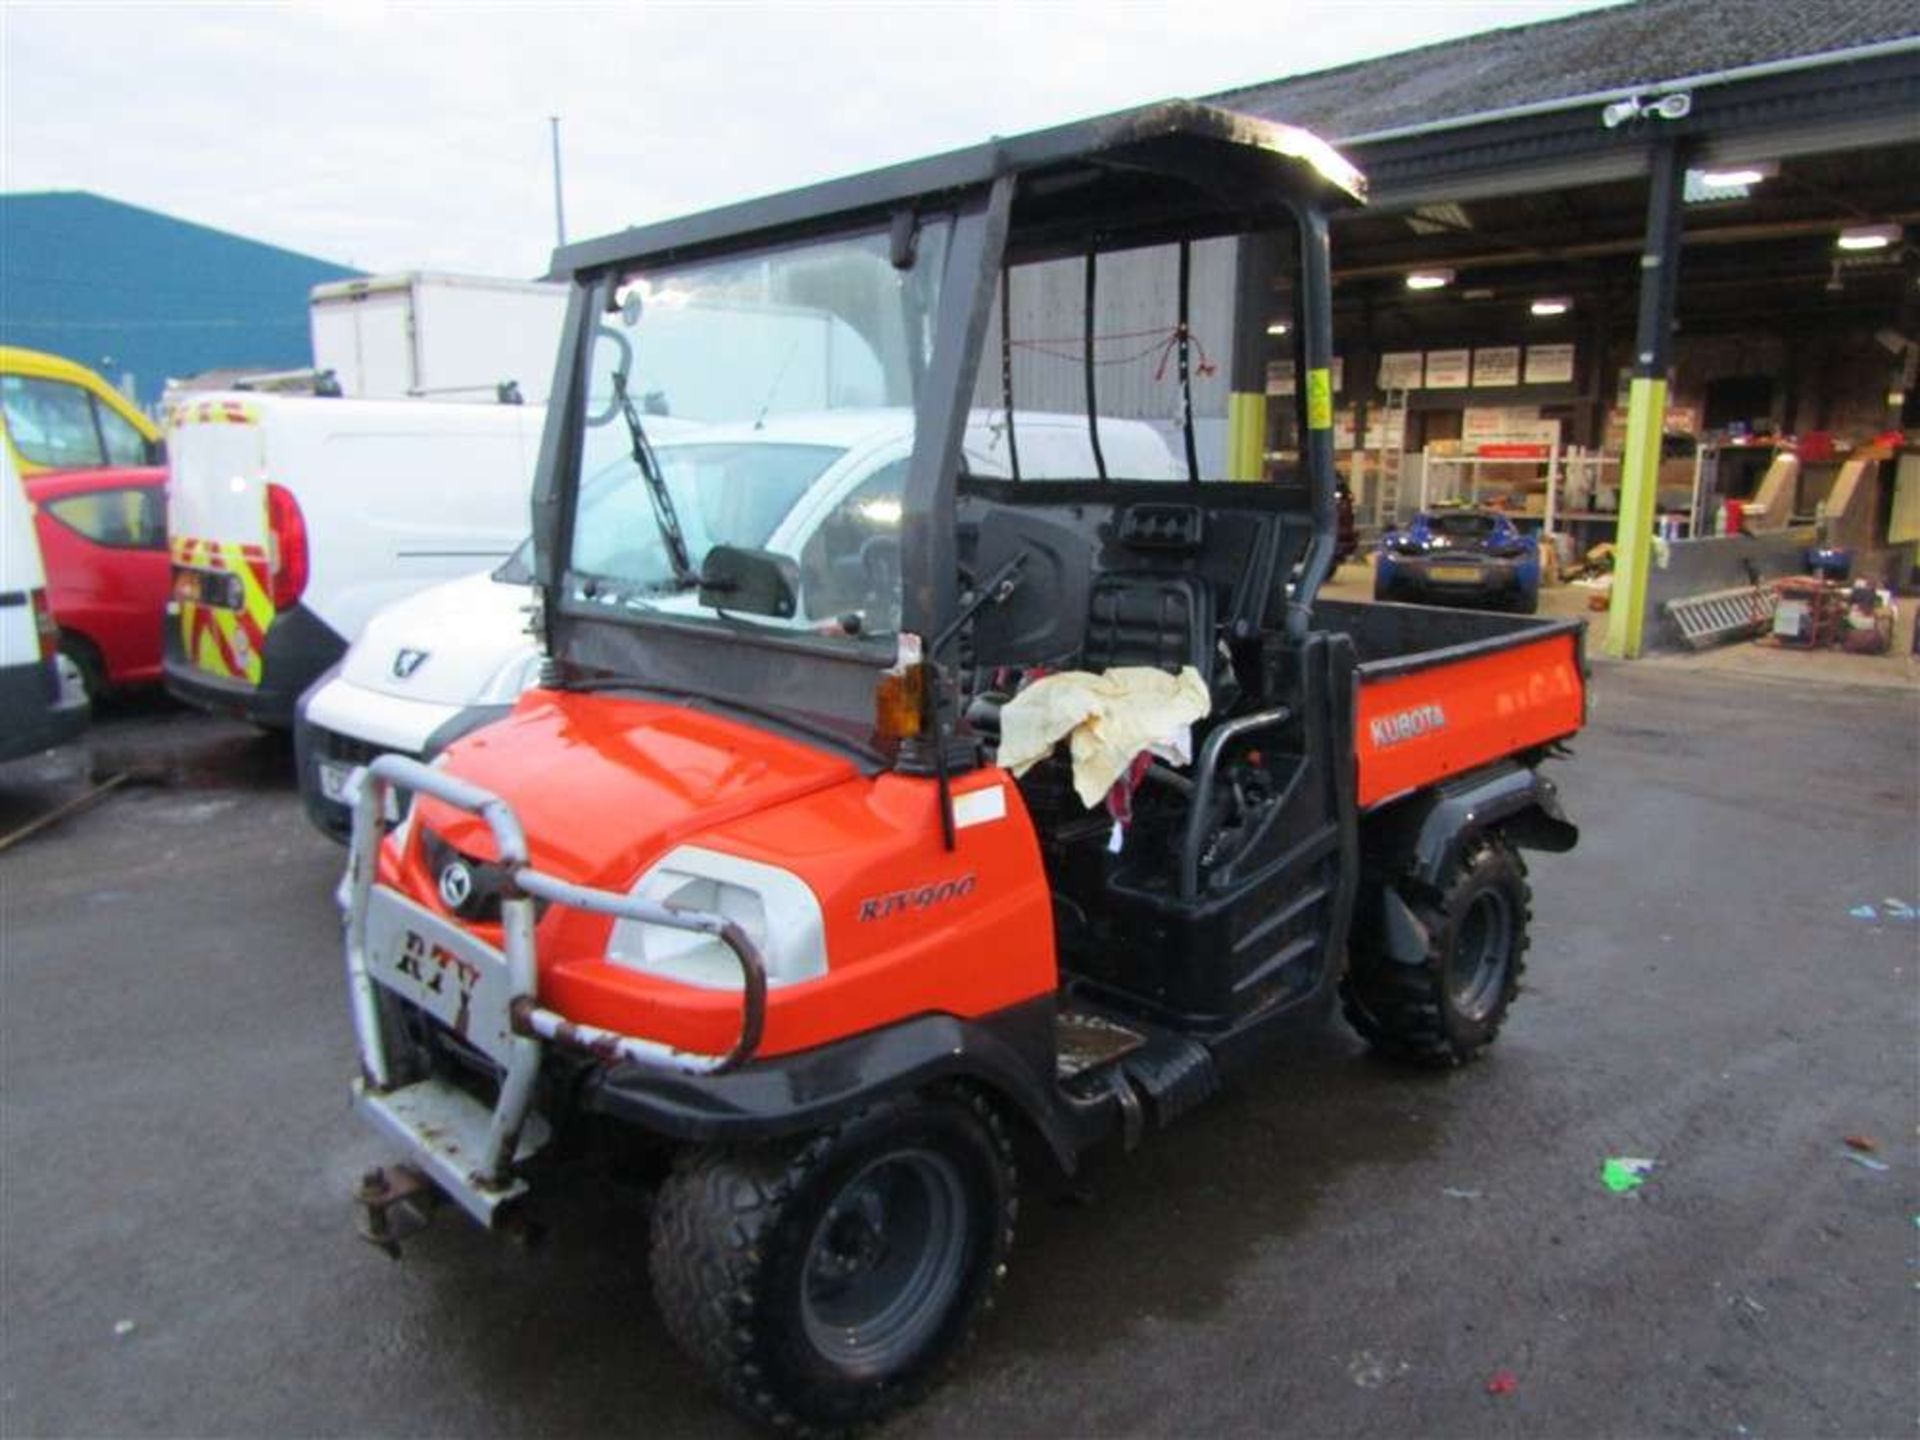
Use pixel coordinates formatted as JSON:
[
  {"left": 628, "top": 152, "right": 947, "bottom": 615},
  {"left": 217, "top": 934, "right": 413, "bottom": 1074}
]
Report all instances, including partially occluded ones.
[
  {"left": 1601, "top": 92, "right": 1691, "bottom": 129},
  {"left": 1601, "top": 97, "right": 1643, "bottom": 129}
]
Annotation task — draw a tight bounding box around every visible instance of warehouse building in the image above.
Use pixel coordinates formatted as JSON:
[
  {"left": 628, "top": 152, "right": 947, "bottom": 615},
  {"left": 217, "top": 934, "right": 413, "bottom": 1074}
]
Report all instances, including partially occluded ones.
[
  {"left": 983, "top": 0, "right": 1917, "bottom": 654},
  {"left": 0, "top": 191, "right": 361, "bottom": 411},
  {"left": 1226, "top": 0, "right": 1919, "bottom": 655}
]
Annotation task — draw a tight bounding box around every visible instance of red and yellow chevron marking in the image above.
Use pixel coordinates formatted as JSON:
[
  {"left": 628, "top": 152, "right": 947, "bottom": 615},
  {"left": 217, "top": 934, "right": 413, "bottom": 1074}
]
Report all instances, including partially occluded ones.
[
  {"left": 171, "top": 535, "right": 274, "bottom": 686},
  {"left": 167, "top": 398, "right": 261, "bottom": 432}
]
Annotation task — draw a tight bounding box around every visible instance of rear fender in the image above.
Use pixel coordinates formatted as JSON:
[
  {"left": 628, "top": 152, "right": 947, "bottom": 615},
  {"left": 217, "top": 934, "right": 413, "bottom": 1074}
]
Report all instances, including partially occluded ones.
[{"left": 1363, "top": 759, "right": 1577, "bottom": 895}]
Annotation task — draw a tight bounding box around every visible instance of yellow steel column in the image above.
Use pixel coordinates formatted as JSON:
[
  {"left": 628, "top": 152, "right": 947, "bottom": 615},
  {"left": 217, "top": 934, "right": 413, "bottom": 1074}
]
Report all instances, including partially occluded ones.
[
  {"left": 1606, "top": 377, "right": 1665, "bottom": 657},
  {"left": 1230, "top": 231, "right": 1285, "bottom": 482},
  {"left": 1603, "top": 137, "right": 1686, "bottom": 660},
  {"left": 1227, "top": 391, "right": 1266, "bottom": 481}
]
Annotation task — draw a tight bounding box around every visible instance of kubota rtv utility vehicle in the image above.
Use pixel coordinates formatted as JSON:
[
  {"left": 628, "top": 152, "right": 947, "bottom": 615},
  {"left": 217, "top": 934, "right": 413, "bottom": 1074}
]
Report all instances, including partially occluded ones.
[{"left": 342, "top": 102, "right": 1586, "bottom": 1432}]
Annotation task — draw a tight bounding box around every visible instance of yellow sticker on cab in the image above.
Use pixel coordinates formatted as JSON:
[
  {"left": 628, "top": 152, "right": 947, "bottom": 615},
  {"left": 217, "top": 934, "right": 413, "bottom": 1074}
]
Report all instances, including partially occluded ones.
[{"left": 1306, "top": 367, "right": 1333, "bottom": 430}]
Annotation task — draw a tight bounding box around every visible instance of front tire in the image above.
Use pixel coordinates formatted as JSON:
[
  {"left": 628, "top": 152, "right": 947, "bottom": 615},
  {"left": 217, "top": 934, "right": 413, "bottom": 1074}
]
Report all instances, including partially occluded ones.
[
  {"left": 650, "top": 1090, "right": 1017, "bottom": 1433},
  {"left": 1342, "top": 835, "right": 1531, "bottom": 1066}
]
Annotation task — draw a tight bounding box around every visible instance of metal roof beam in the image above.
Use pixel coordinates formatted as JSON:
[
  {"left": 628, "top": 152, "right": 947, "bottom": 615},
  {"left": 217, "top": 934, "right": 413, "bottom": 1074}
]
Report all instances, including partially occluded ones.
[
  {"left": 1332, "top": 211, "right": 1920, "bottom": 281},
  {"left": 1350, "top": 49, "right": 1920, "bottom": 213}
]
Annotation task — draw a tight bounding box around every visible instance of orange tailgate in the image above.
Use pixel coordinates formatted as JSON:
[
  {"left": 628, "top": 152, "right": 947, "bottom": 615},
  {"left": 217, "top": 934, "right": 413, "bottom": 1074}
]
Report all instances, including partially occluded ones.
[{"left": 1354, "top": 629, "right": 1584, "bottom": 809}]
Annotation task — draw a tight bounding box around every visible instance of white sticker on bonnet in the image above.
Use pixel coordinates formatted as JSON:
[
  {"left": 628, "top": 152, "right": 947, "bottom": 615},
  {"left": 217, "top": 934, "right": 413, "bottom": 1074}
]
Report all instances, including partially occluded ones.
[{"left": 952, "top": 784, "right": 1008, "bottom": 830}]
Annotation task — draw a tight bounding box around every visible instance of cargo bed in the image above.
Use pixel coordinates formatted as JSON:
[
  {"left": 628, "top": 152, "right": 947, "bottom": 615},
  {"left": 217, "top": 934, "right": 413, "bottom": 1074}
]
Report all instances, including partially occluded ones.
[{"left": 1317, "top": 599, "right": 1587, "bottom": 810}]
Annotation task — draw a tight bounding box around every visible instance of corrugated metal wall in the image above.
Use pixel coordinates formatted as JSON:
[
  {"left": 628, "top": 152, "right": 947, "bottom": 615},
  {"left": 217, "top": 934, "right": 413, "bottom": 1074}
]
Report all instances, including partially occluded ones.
[{"left": 0, "top": 192, "right": 362, "bottom": 409}]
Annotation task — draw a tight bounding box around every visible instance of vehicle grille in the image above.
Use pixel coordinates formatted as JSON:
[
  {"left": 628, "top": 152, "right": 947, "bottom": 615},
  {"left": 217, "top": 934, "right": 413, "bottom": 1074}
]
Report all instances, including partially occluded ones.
[
  {"left": 393, "top": 994, "right": 503, "bottom": 1101},
  {"left": 317, "top": 729, "right": 386, "bottom": 767},
  {"left": 418, "top": 828, "right": 549, "bottom": 925}
]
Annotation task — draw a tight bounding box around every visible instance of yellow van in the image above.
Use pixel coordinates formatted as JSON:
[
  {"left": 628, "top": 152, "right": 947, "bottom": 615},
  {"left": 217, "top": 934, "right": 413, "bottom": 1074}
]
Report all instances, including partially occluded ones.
[{"left": 0, "top": 346, "right": 162, "bottom": 476}]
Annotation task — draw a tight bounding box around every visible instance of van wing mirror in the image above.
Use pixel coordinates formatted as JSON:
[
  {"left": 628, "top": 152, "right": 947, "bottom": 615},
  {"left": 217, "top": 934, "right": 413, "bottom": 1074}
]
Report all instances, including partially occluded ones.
[{"left": 698, "top": 545, "right": 800, "bottom": 619}]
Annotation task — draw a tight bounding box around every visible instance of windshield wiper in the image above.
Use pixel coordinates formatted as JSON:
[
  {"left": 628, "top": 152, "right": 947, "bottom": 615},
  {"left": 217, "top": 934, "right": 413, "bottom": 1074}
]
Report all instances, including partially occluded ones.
[{"left": 611, "top": 366, "right": 700, "bottom": 590}]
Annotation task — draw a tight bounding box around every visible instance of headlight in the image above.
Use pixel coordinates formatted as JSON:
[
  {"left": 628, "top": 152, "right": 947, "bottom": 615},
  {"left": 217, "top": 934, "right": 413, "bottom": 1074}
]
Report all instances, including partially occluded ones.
[
  {"left": 472, "top": 646, "right": 543, "bottom": 705},
  {"left": 605, "top": 846, "right": 827, "bottom": 989}
]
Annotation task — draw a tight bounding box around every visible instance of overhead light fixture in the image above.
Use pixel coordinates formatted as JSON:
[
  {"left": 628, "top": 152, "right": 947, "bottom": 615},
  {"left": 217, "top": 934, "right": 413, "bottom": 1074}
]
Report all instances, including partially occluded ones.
[
  {"left": 1836, "top": 224, "right": 1900, "bottom": 252},
  {"left": 1684, "top": 173, "right": 1738, "bottom": 204},
  {"left": 1684, "top": 161, "right": 1778, "bottom": 204},
  {"left": 1530, "top": 297, "right": 1572, "bottom": 317},
  {"left": 1266, "top": 320, "right": 1290, "bottom": 336},
  {"left": 1698, "top": 162, "right": 1774, "bottom": 188},
  {"left": 1406, "top": 202, "right": 1473, "bottom": 237},
  {"left": 1405, "top": 269, "right": 1454, "bottom": 291}
]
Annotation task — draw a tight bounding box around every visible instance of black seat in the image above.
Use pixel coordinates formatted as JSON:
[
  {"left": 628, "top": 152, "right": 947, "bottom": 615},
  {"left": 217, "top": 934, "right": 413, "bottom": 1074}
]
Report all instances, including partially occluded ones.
[
  {"left": 965, "top": 572, "right": 1216, "bottom": 741},
  {"left": 1082, "top": 573, "right": 1214, "bottom": 684}
]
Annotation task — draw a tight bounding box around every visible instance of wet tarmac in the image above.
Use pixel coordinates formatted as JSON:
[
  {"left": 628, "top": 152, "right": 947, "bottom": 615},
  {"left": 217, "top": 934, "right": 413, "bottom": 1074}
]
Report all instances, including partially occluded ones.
[{"left": 1, "top": 667, "right": 1915, "bottom": 1437}]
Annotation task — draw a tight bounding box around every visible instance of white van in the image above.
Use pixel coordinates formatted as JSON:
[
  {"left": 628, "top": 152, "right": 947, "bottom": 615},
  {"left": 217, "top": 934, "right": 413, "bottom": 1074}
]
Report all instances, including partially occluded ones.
[
  {"left": 162, "top": 392, "right": 543, "bottom": 727},
  {"left": 0, "top": 447, "right": 88, "bottom": 761},
  {"left": 293, "top": 407, "right": 1178, "bottom": 837}
]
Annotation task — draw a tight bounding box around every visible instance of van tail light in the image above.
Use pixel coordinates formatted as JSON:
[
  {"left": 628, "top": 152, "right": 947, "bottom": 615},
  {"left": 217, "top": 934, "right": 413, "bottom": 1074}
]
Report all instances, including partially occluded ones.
[
  {"left": 265, "top": 483, "right": 308, "bottom": 612},
  {"left": 29, "top": 588, "right": 58, "bottom": 661}
]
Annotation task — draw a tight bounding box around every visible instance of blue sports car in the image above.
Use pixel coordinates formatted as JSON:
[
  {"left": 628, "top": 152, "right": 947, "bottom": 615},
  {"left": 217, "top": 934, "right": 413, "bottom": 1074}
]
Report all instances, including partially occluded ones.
[{"left": 1375, "top": 508, "right": 1540, "bottom": 613}]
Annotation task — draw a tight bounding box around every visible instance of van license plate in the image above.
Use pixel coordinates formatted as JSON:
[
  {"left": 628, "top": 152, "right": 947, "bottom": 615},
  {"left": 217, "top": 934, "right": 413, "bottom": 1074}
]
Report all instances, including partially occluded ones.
[
  {"left": 322, "top": 760, "right": 402, "bottom": 820},
  {"left": 175, "top": 569, "right": 242, "bottom": 609}
]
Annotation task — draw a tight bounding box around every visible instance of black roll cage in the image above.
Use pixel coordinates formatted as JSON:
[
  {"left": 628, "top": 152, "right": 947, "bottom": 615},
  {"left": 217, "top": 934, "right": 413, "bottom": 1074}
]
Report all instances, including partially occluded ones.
[{"left": 530, "top": 100, "right": 1365, "bottom": 744}]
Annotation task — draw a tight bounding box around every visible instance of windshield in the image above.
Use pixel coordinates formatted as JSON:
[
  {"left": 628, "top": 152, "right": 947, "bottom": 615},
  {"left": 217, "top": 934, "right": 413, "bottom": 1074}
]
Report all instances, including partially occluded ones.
[
  {"left": 1431, "top": 513, "right": 1499, "bottom": 540},
  {"left": 566, "top": 219, "right": 950, "bottom": 644},
  {"left": 573, "top": 441, "right": 846, "bottom": 589}
]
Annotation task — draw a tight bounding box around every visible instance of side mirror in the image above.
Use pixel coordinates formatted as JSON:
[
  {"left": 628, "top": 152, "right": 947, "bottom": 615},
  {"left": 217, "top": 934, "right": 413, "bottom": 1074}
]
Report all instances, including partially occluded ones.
[{"left": 699, "top": 545, "right": 800, "bottom": 619}]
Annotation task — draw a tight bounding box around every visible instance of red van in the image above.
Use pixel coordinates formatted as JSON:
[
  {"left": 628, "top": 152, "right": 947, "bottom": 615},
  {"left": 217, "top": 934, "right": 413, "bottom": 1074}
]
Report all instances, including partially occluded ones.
[{"left": 26, "top": 467, "right": 169, "bottom": 698}]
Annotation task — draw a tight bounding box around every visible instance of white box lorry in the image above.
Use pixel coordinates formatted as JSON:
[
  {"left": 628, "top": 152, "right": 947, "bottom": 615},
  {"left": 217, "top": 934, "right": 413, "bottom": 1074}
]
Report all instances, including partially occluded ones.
[{"left": 310, "top": 272, "right": 568, "bottom": 405}]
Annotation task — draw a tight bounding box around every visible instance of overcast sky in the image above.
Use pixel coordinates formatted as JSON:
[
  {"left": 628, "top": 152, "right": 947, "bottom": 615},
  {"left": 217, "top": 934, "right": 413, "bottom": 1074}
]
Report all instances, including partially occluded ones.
[{"left": 4, "top": 0, "right": 1614, "bottom": 279}]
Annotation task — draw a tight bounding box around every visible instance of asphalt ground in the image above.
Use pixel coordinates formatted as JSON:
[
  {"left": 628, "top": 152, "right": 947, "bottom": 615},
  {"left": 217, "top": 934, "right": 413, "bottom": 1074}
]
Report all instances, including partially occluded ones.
[{"left": 1, "top": 667, "right": 1915, "bottom": 1439}]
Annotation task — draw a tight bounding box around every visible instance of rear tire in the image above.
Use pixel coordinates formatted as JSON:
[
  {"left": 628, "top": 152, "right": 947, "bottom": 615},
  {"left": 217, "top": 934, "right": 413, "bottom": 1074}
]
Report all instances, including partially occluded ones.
[
  {"left": 1342, "top": 835, "right": 1530, "bottom": 1066},
  {"left": 650, "top": 1090, "right": 1017, "bottom": 1433},
  {"left": 59, "top": 633, "right": 107, "bottom": 703}
]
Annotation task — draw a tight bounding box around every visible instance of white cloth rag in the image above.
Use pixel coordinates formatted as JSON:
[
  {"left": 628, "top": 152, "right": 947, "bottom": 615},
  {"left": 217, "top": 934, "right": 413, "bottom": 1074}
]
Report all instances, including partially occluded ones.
[{"left": 997, "top": 665, "right": 1211, "bottom": 808}]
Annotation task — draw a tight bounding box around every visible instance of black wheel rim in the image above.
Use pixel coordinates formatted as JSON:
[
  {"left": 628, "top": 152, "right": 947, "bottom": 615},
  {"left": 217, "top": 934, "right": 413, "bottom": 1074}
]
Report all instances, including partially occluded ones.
[
  {"left": 800, "top": 1148, "right": 969, "bottom": 1379},
  {"left": 1449, "top": 889, "right": 1512, "bottom": 1022}
]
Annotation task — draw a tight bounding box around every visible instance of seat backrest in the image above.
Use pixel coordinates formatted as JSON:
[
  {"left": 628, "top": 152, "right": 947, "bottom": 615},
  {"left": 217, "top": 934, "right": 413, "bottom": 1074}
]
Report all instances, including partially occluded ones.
[{"left": 1083, "top": 572, "right": 1214, "bottom": 683}]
